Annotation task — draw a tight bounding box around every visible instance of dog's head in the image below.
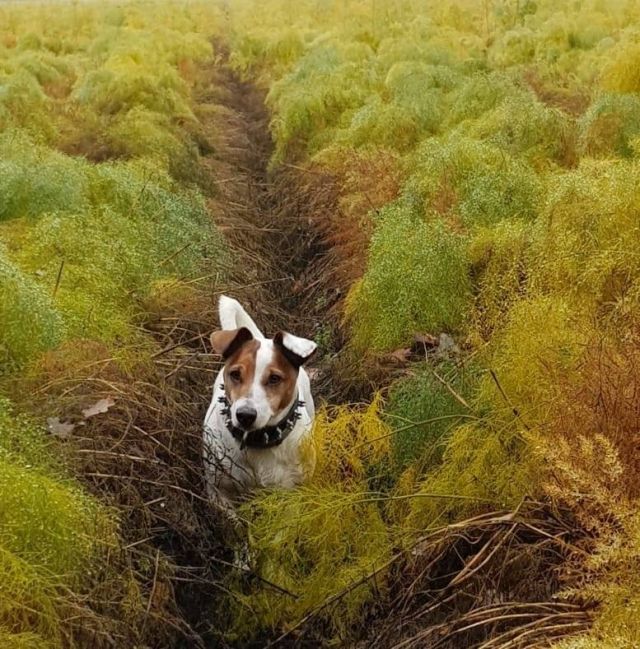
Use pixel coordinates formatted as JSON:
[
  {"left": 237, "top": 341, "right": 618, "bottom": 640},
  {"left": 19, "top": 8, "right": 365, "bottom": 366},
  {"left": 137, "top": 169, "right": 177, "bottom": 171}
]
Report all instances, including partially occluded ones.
[{"left": 210, "top": 328, "right": 316, "bottom": 432}]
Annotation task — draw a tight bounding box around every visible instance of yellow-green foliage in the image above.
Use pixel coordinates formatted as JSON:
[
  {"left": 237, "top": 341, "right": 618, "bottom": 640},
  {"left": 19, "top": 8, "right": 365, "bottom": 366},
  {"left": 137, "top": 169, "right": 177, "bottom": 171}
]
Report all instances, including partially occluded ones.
[
  {"left": 0, "top": 3, "right": 227, "bottom": 371},
  {"left": 407, "top": 136, "right": 542, "bottom": 227},
  {"left": 1, "top": 149, "right": 224, "bottom": 366},
  {"left": 267, "top": 42, "right": 375, "bottom": 162},
  {"left": 542, "top": 433, "right": 640, "bottom": 649},
  {"left": 230, "top": 27, "right": 307, "bottom": 80},
  {"left": 73, "top": 28, "right": 208, "bottom": 117},
  {"left": 601, "top": 41, "right": 640, "bottom": 94},
  {"left": 0, "top": 4, "right": 226, "bottom": 647},
  {"left": 469, "top": 220, "right": 532, "bottom": 341},
  {"left": 579, "top": 93, "right": 640, "bottom": 157},
  {"left": 444, "top": 71, "right": 515, "bottom": 128},
  {"left": 0, "top": 134, "right": 90, "bottom": 222},
  {"left": 0, "top": 67, "right": 55, "bottom": 141},
  {"left": 532, "top": 159, "right": 640, "bottom": 318},
  {"left": 6, "top": 0, "right": 640, "bottom": 645},
  {"left": 105, "top": 106, "right": 186, "bottom": 159},
  {"left": 306, "top": 394, "right": 392, "bottom": 486},
  {"left": 458, "top": 90, "right": 574, "bottom": 165},
  {"left": 402, "top": 420, "right": 539, "bottom": 531},
  {"left": 0, "top": 398, "right": 115, "bottom": 647},
  {"left": 0, "top": 0, "right": 222, "bottom": 165},
  {"left": 385, "top": 363, "right": 478, "bottom": 471},
  {"left": 230, "top": 488, "right": 391, "bottom": 640},
  {"left": 0, "top": 630, "right": 51, "bottom": 649},
  {"left": 0, "top": 249, "right": 65, "bottom": 373},
  {"left": 480, "top": 296, "right": 589, "bottom": 424},
  {"left": 346, "top": 200, "right": 470, "bottom": 352},
  {"left": 229, "top": 400, "right": 393, "bottom": 640}
]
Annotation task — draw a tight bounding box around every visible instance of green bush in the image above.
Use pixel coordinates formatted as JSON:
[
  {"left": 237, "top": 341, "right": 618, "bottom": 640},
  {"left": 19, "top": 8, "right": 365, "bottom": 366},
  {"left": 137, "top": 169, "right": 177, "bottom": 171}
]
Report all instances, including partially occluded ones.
[
  {"left": 0, "top": 3, "right": 227, "bottom": 647},
  {"left": 531, "top": 159, "right": 640, "bottom": 318},
  {"left": 14, "top": 159, "right": 223, "bottom": 344},
  {"left": 336, "top": 94, "right": 431, "bottom": 152},
  {"left": 0, "top": 250, "right": 65, "bottom": 372},
  {"left": 479, "top": 295, "right": 589, "bottom": 425},
  {"left": 4, "top": 50, "right": 73, "bottom": 87},
  {"left": 404, "top": 419, "right": 539, "bottom": 529},
  {"left": 0, "top": 398, "right": 115, "bottom": 646},
  {"left": 406, "top": 136, "right": 541, "bottom": 228},
  {"left": 469, "top": 220, "right": 533, "bottom": 340},
  {"left": 460, "top": 91, "right": 574, "bottom": 164},
  {"left": 105, "top": 106, "right": 188, "bottom": 161},
  {"left": 267, "top": 43, "right": 374, "bottom": 161},
  {"left": 346, "top": 200, "right": 470, "bottom": 352},
  {"left": 0, "top": 133, "right": 90, "bottom": 222},
  {"left": 73, "top": 58, "right": 192, "bottom": 118},
  {"left": 444, "top": 72, "right": 514, "bottom": 128},
  {"left": 229, "top": 487, "right": 391, "bottom": 640},
  {"left": 385, "top": 362, "right": 479, "bottom": 471},
  {"left": 221, "top": 3, "right": 640, "bottom": 646},
  {"left": 0, "top": 631, "right": 51, "bottom": 649},
  {"left": 0, "top": 70, "right": 55, "bottom": 140},
  {"left": 578, "top": 93, "right": 640, "bottom": 157},
  {"left": 601, "top": 40, "right": 640, "bottom": 93}
]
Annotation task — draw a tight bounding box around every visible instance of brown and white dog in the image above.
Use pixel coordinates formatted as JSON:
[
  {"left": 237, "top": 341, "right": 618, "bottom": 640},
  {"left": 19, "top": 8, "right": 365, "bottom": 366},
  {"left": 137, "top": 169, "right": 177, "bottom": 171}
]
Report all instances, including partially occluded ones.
[{"left": 203, "top": 295, "right": 316, "bottom": 506}]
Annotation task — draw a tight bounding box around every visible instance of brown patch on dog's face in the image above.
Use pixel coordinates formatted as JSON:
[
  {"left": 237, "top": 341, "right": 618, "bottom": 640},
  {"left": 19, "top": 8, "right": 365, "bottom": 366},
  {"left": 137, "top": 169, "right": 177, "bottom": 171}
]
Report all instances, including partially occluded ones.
[
  {"left": 210, "top": 327, "right": 253, "bottom": 359},
  {"left": 213, "top": 335, "right": 308, "bottom": 430},
  {"left": 225, "top": 341, "right": 298, "bottom": 414},
  {"left": 223, "top": 339, "right": 260, "bottom": 403},
  {"left": 265, "top": 344, "right": 299, "bottom": 413}
]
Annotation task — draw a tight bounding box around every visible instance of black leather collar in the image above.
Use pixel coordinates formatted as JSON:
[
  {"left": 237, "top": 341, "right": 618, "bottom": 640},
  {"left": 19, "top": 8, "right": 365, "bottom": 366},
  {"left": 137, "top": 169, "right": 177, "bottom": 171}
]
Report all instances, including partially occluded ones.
[{"left": 217, "top": 384, "right": 305, "bottom": 450}]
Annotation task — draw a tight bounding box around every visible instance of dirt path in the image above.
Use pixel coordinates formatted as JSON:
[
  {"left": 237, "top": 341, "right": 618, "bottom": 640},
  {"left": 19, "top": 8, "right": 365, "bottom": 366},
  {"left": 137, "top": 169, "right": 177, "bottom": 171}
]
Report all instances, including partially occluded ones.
[
  {"left": 49, "top": 52, "right": 343, "bottom": 649},
  {"left": 151, "top": 53, "right": 343, "bottom": 647},
  {"left": 203, "top": 57, "right": 331, "bottom": 347}
]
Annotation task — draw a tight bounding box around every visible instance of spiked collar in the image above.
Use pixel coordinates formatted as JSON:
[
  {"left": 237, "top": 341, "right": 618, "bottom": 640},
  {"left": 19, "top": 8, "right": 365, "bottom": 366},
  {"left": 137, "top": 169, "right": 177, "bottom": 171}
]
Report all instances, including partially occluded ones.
[{"left": 217, "top": 384, "right": 305, "bottom": 450}]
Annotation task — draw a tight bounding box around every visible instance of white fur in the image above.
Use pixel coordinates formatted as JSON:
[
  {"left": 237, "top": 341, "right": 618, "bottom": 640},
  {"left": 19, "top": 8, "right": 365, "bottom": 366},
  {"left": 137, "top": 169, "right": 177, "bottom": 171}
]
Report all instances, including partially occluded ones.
[
  {"left": 218, "top": 295, "right": 264, "bottom": 339},
  {"left": 281, "top": 331, "right": 317, "bottom": 360},
  {"left": 203, "top": 296, "right": 316, "bottom": 505}
]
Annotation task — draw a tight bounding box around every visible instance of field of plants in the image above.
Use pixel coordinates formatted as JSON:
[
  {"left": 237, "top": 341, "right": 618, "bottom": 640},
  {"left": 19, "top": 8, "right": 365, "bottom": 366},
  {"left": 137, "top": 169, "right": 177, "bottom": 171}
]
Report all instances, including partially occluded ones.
[{"left": 2, "top": 0, "right": 640, "bottom": 647}]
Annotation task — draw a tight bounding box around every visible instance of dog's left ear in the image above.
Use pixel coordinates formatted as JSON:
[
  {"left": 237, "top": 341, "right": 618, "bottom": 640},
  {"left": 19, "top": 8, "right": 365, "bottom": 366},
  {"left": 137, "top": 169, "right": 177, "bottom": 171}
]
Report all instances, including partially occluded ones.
[{"left": 273, "top": 331, "right": 317, "bottom": 369}]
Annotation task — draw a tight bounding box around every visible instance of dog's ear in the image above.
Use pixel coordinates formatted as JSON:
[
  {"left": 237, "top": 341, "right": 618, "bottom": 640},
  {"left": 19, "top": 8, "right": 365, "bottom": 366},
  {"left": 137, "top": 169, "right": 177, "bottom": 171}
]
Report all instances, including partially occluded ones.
[
  {"left": 273, "top": 331, "right": 317, "bottom": 369},
  {"left": 210, "top": 327, "right": 253, "bottom": 360}
]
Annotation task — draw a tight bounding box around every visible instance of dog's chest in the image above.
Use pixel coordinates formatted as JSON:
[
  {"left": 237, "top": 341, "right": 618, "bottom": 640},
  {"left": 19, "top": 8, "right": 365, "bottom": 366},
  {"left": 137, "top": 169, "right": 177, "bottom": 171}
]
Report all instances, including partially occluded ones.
[
  {"left": 204, "top": 411, "right": 313, "bottom": 493},
  {"left": 245, "top": 435, "right": 311, "bottom": 488}
]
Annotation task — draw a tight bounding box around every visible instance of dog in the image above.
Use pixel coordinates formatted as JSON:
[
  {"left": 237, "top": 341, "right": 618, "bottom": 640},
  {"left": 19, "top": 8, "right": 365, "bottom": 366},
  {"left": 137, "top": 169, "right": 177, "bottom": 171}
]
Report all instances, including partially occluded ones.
[{"left": 203, "top": 295, "right": 317, "bottom": 507}]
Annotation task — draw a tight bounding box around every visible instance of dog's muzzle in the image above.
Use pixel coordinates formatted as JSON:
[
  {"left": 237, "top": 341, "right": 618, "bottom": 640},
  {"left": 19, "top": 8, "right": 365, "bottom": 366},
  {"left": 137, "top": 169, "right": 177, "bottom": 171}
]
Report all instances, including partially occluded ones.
[{"left": 218, "top": 385, "right": 304, "bottom": 450}]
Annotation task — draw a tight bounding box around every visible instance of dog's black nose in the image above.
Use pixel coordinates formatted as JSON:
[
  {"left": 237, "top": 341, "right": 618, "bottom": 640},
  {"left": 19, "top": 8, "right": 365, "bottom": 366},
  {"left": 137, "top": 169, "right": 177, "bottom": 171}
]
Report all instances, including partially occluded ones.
[{"left": 236, "top": 407, "right": 257, "bottom": 429}]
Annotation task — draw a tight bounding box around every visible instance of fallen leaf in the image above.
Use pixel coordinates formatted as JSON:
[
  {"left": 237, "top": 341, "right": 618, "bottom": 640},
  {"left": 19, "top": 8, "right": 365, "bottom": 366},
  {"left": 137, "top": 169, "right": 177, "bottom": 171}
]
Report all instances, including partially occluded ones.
[
  {"left": 306, "top": 367, "right": 320, "bottom": 381},
  {"left": 47, "top": 417, "right": 75, "bottom": 439},
  {"left": 82, "top": 397, "right": 116, "bottom": 419}
]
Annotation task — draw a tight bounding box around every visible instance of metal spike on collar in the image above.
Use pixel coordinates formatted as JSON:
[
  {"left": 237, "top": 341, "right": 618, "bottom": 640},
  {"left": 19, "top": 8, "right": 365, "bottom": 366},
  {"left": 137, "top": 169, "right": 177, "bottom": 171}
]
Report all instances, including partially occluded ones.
[{"left": 217, "top": 387, "right": 304, "bottom": 449}]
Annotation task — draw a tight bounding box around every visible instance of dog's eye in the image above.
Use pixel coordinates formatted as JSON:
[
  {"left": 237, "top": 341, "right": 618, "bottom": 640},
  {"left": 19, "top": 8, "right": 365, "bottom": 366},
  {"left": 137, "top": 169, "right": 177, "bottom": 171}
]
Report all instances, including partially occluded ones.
[
  {"left": 229, "top": 369, "right": 242, "bottom": 382},
  {"left": 267, "top": 373, "right": 282, "bottom": 385}
]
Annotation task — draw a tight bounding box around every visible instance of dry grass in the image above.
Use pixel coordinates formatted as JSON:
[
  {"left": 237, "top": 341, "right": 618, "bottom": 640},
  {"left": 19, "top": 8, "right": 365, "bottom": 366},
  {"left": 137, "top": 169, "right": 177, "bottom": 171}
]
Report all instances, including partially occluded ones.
[{"left": 367, "top": 504, "right": 592, "bottom": 649}]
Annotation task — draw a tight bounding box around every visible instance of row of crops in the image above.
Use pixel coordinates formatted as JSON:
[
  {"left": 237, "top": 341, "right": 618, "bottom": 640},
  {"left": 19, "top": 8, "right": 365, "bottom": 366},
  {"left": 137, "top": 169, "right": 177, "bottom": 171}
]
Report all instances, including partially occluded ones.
[
  {"left": 0, "top": 2, "right": 230, "bottom": 646},
  {"left": 218, "top": 1, "right": 640, "bottom": 646}
]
